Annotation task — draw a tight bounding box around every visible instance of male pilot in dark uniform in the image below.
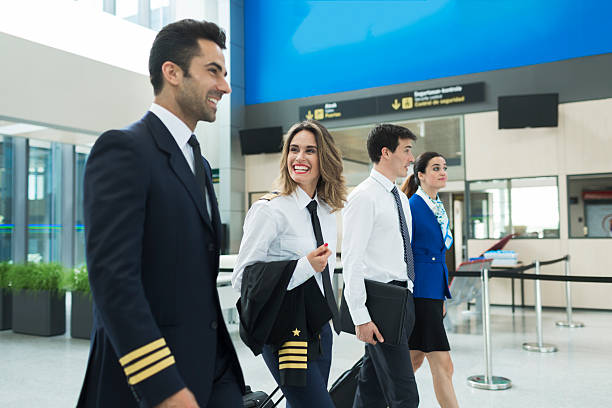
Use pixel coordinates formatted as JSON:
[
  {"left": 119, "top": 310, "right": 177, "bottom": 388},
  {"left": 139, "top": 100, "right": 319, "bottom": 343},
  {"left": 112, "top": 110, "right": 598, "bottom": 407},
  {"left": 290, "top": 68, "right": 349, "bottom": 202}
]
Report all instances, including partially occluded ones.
[{"left": 77, "top": 19, "right": 244, "bottom": 408}]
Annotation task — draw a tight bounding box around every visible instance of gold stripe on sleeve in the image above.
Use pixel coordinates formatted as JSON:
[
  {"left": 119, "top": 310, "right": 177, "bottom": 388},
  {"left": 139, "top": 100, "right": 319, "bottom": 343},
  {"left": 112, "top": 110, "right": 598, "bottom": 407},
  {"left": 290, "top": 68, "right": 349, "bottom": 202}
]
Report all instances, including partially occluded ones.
[
  {"left": 278, "top": 348, "right": 308, "bottom": 355},
  {"left": 279, "top": 363, "right": 307, "bottom": 370},
  {"left": 119, "top": 338, "right": 166, "bottom": 366},
  {"left": 128, "top": 356, "right": 176, "bottom": 385},
  {"left": 123, "top": 347, "right": 171, "bottom": 376},
  {"left": 279, "top": 355, "right": 308, "bottom": 362},
  {"left": 281, "top": 341, "right": 308, "bottom": 348}
]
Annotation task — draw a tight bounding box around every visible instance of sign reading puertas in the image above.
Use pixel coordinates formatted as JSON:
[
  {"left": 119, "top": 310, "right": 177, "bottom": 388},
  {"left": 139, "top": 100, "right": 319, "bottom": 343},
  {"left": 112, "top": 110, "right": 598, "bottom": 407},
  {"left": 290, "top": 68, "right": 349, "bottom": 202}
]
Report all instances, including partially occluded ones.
[{"left": 299, "top": 82, "right": 485, "bottom": 122}]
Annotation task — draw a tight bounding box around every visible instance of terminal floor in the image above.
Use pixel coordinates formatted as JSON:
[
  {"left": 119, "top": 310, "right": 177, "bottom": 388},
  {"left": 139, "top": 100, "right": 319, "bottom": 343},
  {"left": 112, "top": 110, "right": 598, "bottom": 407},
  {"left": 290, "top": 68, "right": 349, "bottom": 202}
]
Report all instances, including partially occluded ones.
[{"left": 1, "top": 305, "right": 611, "bottom": 407}]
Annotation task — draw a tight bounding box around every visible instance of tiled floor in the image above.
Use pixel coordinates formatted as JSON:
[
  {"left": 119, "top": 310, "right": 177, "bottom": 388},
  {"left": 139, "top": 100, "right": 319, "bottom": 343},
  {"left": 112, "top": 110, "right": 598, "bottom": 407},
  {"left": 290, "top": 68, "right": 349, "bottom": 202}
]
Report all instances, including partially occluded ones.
[{"left": 1, "top": 303, "right": 611, "bottom": 407}]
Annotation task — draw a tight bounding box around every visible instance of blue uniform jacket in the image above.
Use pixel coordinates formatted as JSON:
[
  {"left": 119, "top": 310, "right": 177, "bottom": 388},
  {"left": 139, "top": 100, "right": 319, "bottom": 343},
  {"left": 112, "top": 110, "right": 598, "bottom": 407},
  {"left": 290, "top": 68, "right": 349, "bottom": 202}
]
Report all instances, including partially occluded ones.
[
  {"left": 409, "top": 194, "right": 452, "bottom": 300},
  {"left": 77, "top": 112, "right": 244, "bottom": 407}
]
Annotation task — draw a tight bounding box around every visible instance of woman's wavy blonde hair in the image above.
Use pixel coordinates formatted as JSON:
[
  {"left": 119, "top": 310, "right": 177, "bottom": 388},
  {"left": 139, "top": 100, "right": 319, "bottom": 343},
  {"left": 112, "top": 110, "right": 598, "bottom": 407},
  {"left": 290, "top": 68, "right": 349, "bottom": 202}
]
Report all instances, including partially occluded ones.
[{"left": 276, "top": 120, "right": 346, "bottom": 212}]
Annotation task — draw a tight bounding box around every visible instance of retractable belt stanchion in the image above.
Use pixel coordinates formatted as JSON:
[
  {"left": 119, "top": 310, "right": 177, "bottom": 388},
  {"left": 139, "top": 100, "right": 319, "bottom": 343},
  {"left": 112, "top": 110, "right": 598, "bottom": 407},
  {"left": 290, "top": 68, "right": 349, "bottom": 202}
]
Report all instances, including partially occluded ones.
[
  {"left": 467, "top": 265, "right": 512, "bottom": 390},
  {"left": 522, "top": 260, "right": 558, "bottom": 352},
  {"left": 556, "top": 256, "right": 584, "bottom": 328}
]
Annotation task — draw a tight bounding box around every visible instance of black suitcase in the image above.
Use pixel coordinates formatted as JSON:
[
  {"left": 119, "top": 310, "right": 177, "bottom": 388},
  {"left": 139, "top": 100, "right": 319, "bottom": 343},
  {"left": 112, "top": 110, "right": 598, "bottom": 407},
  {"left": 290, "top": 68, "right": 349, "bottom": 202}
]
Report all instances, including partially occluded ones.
[
  {"left": 328, "top": 358, "right": 363, "bottom": 408},
  {"left": 242, "top": 385, "right": 284, "bottom": 408}
]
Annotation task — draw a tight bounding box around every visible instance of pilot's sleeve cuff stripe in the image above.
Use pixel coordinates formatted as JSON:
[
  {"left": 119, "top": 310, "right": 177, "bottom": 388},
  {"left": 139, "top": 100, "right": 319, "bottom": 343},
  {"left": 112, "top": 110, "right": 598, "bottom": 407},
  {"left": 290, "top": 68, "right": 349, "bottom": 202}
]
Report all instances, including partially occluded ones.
[
  {"left": 281, "top": 341, "right": 308, "bottom": 347},
  {"left": 279, "top": 363, "right": 307, "bottom": 370},
  {"left": 119, "top": 338, "right": 166, "bottom": 366},
  {"left": 124, "top": 347, "right": 172, "bottom": 376},
  {"left": 279, "top": 348, "right": 308, "bottom": 355},
  {"left": 128, "top": 356, "right": 176, "bottom": 385},
  {"left": 279, "top": 355, "right": 308, "bottom": 362}
]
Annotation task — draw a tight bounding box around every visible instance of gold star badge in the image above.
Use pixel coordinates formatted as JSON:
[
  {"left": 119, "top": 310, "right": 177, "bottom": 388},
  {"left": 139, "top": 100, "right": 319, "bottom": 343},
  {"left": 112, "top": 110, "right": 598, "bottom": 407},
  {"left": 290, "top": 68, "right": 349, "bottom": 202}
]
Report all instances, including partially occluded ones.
[{"left": 292, "top": 328, "right": 301, "bottom": 337}]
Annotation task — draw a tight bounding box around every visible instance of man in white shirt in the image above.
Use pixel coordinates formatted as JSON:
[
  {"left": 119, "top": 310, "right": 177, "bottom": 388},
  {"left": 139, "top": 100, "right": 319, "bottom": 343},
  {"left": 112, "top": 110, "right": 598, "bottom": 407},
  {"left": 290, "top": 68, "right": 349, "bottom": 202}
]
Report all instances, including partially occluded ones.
[
  {"left": 342, "top": 124, "right": 418, "bottom": 408},
  {"left": 78, "top": 19, "right": 244, "bottom": 408}
]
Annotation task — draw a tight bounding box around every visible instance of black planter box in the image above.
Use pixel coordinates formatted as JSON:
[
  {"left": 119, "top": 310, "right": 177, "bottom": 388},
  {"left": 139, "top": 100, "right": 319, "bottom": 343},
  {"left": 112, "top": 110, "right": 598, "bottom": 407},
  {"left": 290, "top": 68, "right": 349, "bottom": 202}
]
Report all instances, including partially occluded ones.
[
  {"left": 0, "top": 289, "right": 12, "bottom": 330},
  {"left": 12, "top": 290, "right": 66, "bottom": 336},
  {"left": 71, "top": 291, "right": 93, "bottom": 340}
]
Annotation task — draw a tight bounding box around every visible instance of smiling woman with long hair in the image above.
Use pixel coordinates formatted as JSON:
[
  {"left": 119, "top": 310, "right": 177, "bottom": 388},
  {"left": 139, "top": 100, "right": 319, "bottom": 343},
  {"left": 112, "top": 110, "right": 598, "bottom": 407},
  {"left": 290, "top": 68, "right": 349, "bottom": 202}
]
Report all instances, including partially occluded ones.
[{"left": 232, "top": 120, "right": 346, "bottom": 408}]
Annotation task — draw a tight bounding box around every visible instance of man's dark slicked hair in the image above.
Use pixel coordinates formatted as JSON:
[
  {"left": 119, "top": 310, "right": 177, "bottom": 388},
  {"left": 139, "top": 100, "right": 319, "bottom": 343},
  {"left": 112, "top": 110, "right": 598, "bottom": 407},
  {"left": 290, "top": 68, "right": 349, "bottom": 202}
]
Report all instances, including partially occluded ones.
[
  {"left": 366, "top": 124, "right": 417, "bottom": 163},
  {"left": 149, "top": 19, "right": 226, "bottom": 95}
]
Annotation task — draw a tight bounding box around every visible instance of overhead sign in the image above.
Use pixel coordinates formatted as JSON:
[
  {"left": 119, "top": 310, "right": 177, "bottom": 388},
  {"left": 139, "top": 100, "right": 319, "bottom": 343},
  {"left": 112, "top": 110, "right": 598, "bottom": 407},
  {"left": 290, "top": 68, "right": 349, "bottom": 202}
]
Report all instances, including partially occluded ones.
[{"left": 299, "top": 82, "right": 485, "bottom": 121}]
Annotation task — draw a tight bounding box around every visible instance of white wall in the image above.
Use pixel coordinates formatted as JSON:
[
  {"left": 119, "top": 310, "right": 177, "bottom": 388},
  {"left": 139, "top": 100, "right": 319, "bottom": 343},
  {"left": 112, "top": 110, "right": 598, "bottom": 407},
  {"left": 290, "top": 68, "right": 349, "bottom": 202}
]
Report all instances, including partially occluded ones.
[
  {"left": 465, "top": 98, "right": 612, "bottom": 309},
  {"left": 0, "top": 32, "right": 152, "bottom": 135}
]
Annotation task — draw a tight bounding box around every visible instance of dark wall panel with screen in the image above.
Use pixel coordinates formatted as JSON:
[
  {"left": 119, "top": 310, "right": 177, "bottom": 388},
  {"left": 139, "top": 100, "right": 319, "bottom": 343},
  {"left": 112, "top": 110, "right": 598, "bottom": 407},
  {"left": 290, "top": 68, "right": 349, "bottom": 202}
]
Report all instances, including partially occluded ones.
[
  {"left": 239, "top": 126, "right": 283, "bottom": 155},
  {"left": 498, "top": 93, "right": 558, "bottom": 129}
]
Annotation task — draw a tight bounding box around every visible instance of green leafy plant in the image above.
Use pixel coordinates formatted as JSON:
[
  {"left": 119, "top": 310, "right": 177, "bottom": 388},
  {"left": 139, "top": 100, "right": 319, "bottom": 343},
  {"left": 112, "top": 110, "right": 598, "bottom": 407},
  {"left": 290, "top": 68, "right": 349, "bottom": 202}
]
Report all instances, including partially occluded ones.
[
  {"left": 9, "top": 263, "right": 67, "bottom": 293},
  {"left": 69, "top": 265, "right": 91, "bottom": 294},
  {"left": 0, "top": 262, "right": 10, "bottom": 289}
]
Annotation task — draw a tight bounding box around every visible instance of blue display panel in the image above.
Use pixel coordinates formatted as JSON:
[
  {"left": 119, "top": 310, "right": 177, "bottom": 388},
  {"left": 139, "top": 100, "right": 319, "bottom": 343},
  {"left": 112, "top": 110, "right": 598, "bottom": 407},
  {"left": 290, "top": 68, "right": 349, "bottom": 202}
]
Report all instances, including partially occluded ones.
[{"left": 245, "top": 0, "right": 612, "bottom": 105}]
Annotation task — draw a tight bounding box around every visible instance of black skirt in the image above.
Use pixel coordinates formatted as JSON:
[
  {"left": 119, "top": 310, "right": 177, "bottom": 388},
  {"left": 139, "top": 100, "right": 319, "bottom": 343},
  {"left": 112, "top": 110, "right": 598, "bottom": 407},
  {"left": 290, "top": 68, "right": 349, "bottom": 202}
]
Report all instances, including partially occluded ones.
[{"left": 408, "top": 298, "right": 450, "bottom": 352}]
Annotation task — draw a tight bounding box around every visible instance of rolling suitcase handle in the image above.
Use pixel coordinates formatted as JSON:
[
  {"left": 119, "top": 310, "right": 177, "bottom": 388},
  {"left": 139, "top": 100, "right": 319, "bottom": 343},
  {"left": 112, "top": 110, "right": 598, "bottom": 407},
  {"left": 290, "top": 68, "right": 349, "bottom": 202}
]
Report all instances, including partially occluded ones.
[{"left": 257, "top": 386, "right": 284, "bottom": 408}]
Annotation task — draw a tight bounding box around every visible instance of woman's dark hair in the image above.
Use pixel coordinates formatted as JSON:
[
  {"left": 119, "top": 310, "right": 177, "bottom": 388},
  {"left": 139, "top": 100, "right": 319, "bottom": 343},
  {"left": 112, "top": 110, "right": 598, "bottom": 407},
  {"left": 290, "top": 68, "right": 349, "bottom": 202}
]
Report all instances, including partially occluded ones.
[
  {"left": 149, "top": 19, "right": 227, "bottom": 95},
  {"left": 401, "top": 151, "right": 445, "bottom": 198},
  {"left": 366, "top": 124, "right": 416, "bottom": 163}
]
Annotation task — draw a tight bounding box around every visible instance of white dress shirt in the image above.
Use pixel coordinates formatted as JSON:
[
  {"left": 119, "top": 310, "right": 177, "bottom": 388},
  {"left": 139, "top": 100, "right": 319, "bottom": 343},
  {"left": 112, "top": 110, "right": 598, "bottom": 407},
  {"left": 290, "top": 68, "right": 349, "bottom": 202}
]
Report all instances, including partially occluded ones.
[
  {"left": 232, "top": 187, "right": 337, "bottom": 295},
  {"left": 149, "top": 103, "right": 211, "bottom": 216},
  {"left": 341, "top": 168, "right": 414, "bottom": 326}
]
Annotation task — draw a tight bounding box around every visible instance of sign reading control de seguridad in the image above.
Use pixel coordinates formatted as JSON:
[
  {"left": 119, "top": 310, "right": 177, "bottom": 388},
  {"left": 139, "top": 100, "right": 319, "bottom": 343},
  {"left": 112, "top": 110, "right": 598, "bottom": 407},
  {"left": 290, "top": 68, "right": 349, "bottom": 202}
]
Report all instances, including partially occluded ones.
[{"left": 299, "top": 82, "right": 485, "bottom": 122}]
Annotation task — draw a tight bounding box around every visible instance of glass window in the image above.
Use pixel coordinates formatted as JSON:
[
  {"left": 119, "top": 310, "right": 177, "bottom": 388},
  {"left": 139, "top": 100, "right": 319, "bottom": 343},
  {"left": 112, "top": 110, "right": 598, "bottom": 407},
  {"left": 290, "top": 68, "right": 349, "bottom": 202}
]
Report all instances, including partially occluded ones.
[
  {"left": 150, "top": 0, "right": 171, "bottom": 31},
  {"left": 0, "top": 136, "right": 13, "bottom": 261},
  {"left": 511, "top": 177, "right": 559, "bottom": 238},
  {"left": 468, "top": 179, "right": 510, "bottom": 239},
  {"left": 568, "top": 173, "right": 612, "bottom": 238},
  {"left": 468, "top": 176, "right": 559, "bottom": 239},
  {"left": 401, "top": 116, "right": 464, "bottom": 181},
  {"left": 27, "top": 140, "right": 62, "bottom": 263},
  {"left": 74, "top": 148, "right": 90, "bottom": 267},
  {"left": 329, "top": 115, "right": 464, "bottom": 186}
]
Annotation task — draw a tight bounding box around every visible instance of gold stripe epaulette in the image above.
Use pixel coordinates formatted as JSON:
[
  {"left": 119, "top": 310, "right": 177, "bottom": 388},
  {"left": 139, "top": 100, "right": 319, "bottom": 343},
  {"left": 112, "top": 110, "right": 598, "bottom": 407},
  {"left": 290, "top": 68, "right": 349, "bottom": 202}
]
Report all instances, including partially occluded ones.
[
  {"left": 260, "top": 191, "right": 281, "bottom": 201},
  {"left": 119, "top": 338, "right": 175, "bottom": 385}
]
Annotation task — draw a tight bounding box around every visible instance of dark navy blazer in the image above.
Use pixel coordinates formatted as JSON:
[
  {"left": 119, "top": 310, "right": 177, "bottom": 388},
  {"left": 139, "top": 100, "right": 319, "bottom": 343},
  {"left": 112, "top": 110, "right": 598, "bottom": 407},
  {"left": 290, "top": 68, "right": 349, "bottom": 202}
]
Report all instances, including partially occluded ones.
[
  {"left": 78, "top": 112, "right": 244, "bottom": 407},
  {"left": 409, "top": 194, "right": 452, "bottom": 300}
]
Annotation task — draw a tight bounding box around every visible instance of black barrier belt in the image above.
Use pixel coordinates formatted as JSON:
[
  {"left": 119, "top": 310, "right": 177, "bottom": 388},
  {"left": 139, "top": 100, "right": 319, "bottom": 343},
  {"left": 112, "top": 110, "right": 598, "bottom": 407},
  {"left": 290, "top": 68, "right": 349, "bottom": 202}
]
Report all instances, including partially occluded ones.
[
  {"left": 448, "top": 254, "right": 612, "bottom": 283},
  {"left": 538, "top": 255, "right": 569, "bottom": 266},
  {"left": 450, "top": 270, "right": 612, "bottom": 283}
]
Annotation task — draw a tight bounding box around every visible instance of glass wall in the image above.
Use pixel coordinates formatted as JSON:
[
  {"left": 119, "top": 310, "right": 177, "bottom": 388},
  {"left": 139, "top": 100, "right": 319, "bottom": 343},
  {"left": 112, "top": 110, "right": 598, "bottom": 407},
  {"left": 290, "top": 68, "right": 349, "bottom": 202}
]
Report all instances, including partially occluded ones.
[
  {"left": 0, "top": 136, "right": 13, "bottom": 261},
  {"left": 103, "top": 0, "right": 174, "bottom": 29},
  {"left": 329, "top": 115, "right": 464, "bottom": 187},
  {"left": 568, "top": 173, "right": 612, "bottom": 238},
  {"left": 74, "top": 148, "right": 90, "bottom": 267},
  {"left": 150, "top": 0, "right": 171, "bottom": 30},
  {"left": 27, "top": 140, "right": 63, "bottom": 263},
  {"left": 469, "top": 176, "right": 559, "bottom": 239}
]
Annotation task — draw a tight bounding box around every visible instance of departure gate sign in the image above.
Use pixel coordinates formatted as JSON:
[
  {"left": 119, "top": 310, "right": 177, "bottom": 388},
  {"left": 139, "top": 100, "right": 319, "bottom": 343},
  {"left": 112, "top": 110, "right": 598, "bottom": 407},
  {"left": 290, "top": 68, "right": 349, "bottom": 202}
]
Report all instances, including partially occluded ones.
[{"left": 299, "top": 82, "right": 485, "bottom": 122}]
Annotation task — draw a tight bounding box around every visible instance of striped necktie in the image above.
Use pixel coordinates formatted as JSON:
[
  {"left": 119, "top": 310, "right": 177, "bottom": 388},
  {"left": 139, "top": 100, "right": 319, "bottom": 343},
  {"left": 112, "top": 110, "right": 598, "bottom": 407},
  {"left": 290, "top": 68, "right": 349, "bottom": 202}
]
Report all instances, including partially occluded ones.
[{"left": 391, "top": 186, "right": 415, "bottom": 283}]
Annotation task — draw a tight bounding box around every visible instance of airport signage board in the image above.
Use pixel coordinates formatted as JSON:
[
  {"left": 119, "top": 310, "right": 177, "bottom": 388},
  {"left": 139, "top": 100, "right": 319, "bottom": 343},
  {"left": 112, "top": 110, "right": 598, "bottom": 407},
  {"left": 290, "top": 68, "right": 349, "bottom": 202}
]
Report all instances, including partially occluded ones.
[{"left": 299, "top": 82, "right": 485, "bottom": 122}]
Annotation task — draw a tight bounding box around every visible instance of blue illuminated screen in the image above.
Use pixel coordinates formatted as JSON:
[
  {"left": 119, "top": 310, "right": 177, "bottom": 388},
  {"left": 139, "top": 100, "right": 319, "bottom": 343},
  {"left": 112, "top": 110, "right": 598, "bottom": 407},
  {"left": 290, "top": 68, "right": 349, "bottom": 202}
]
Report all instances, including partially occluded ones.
[{"left": 244, "top": 0, "right": 612, "bottom": 105}]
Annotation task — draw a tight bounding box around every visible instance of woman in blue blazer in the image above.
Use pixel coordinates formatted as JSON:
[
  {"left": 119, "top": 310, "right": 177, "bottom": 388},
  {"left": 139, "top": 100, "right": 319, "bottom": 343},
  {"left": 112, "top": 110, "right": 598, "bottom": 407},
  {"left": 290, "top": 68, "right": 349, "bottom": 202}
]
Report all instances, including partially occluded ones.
[{"left": 401, "top": 152, "right": 459, "bottom": 408}]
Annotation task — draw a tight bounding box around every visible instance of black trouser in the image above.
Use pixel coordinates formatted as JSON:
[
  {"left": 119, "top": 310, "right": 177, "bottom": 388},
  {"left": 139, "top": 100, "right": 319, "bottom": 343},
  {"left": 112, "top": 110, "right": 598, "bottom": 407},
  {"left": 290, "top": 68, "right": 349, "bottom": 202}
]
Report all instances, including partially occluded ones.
[
  {"left": 205, "top": 329, "right": 244, "bottom": 407},
  {"left": 353, "top": 290, "right": 418, "bottom": 408}
]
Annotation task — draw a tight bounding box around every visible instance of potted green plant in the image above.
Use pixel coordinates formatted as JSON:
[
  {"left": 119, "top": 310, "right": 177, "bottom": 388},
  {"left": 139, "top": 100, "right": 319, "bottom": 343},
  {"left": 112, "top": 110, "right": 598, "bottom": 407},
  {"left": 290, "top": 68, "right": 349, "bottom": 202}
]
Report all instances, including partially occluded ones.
[
  {"left": 69, "top": 265, "right": 93, "bottom": 339},
  {"left": 0, "top": 262, "right": 12, "bottom": 330},
  {"left": 10, "top": 263, "right": 67, "bottom": 336}
]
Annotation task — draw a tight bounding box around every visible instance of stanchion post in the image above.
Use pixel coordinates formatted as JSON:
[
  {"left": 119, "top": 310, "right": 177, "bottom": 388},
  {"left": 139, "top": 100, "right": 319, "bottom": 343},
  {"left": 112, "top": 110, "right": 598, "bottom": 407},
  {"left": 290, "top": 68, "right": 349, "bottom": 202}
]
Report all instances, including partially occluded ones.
[
  {"left": 467, "top": 264, "right": 512, "bottom": 390},
  {"left": 556, "top": 256, "right": 584, "bottom": 328},
  {"left": 522, "top": 260, "right": 558, "bottom": 352}
]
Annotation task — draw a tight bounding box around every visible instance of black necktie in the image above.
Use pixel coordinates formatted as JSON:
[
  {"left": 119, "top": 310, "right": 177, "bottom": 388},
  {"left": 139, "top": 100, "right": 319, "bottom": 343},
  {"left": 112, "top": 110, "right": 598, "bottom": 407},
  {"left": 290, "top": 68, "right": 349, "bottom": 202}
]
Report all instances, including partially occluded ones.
[
  {"left": 187, "top": 135, "right": 211, "bottom": 222},
  {"left": 391, "top": 186, "right": 415, "bottom": 283},
  {"left": 306, "top": 200, "right": 341, "bottom": 334}
]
